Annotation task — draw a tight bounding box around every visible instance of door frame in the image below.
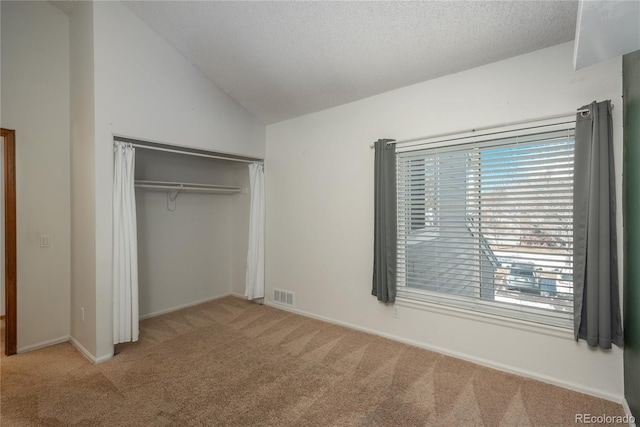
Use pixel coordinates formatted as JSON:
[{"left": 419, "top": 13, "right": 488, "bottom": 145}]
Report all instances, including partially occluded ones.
[{"left": 1, "top": 128, "right": 17, "bottom": 356}]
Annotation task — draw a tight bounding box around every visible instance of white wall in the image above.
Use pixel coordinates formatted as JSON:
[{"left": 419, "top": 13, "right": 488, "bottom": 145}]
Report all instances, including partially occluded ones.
[
  {"left": 1, "top": 1, "right": 71, "bottom": 351},
  {"left": 69, "top": 1, "right": 97, "bottom": 358},
  {"left": 89, "top": 1, "right": 265, "bottom": 360},
  {"left": 265, "top": 42, "right": 625, "bottom": 400},
  {"left": 92, "top": 1, "right": 265, "bottom": 158},
  {"left": 135, "top": 150, "right": 246, "bottom": 318},
  {"left": 136, "top": 190, "right": 231, "bottom": 317}
]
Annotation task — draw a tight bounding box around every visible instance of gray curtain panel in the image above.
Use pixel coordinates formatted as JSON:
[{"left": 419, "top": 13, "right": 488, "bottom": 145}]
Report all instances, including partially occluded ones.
[
  {"left": 574, "top": 100, "right": 624, "bottom": 349},
  {"left": 372, "top": 139, "right": 397, "bottom": 303}
]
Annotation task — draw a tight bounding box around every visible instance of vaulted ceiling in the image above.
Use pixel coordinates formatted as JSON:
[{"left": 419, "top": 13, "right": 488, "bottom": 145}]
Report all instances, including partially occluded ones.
[
  {"left": 121, "top": 1, "right": 581, "bottom": 124},
  {"left": 52, "top": 1, "right": 581, "bottom": 124}
]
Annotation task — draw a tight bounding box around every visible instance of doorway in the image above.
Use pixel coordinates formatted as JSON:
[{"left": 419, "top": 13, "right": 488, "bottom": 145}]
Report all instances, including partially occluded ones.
[{"left": 1, "top": 128, "right": 17, "bottom": 356}]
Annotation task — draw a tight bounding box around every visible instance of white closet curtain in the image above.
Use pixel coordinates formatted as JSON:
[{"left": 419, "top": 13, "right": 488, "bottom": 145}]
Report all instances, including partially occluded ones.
[
  {"left": 246, "top": 163, "right": 265, "bottom": 300},
  {"left": 113, "top": 142, "right": 139, "bottom": 344}
]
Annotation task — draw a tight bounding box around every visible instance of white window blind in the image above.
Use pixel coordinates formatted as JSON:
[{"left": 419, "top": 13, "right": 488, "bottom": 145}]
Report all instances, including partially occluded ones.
[{"left": 396, "top": 123, "right": 575, "bottom": 327}]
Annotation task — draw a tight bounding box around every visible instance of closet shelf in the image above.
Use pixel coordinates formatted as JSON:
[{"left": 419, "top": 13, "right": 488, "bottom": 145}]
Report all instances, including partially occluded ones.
[{"left": 134, "top": 180, "right": 242, "bottom": 195}]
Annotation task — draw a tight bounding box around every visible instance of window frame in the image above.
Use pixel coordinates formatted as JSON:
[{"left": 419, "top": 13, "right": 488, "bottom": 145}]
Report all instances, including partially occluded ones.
[{"left": 395, "top": 119, "right": 576, "bottom": 329}]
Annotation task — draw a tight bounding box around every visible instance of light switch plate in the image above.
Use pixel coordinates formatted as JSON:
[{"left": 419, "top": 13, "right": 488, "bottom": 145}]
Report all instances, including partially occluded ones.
[{"left": 40, "top": 234, "right": 51, "bottom": 248}]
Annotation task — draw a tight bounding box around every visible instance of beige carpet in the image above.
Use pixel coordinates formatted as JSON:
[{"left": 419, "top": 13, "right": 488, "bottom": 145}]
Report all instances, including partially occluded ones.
[{"left": 0, "top": 297, "right": 627, "bottom": 426}]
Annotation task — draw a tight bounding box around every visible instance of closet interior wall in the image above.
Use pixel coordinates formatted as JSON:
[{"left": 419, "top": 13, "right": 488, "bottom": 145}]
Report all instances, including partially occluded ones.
[{"left": 135, "top": 148, "right": 250, "bottom": 319}]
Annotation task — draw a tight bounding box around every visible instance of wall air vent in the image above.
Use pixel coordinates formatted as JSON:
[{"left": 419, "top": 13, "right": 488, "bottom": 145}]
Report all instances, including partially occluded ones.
[{"left": 273, "top": 289, "right": 295, "bottom": 307}]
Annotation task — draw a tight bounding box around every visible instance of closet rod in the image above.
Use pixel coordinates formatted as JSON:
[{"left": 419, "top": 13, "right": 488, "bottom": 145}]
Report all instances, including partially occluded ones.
[
  {"left": 113, "top": 136, "right": 263, "bottom": 164},
  {"left": 135, "top": 182, "right": 242, "bottom": 194},
  {"left": 134, "top": 180, "right": 242, "bottom": 195}
]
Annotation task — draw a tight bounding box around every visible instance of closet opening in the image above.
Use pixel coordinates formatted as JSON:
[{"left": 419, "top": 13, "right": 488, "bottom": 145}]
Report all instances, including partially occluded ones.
[{"left": 113, "top": 136, "right": 264, "bottom": 346}]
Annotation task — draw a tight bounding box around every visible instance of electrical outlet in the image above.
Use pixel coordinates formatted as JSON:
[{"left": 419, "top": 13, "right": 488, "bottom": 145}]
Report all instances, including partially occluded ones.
[{"left": 392, "top": 307, "right": 399, "bottom": 318}]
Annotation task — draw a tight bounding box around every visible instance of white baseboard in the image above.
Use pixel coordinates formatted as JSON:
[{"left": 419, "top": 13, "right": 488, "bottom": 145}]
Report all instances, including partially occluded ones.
[
  {"left": 17, "top": 335, "right": 69, "bottom": 354},
  {"left": 622, "top": 398, "right": 637, "bottom": 427},
  {"left": 69, "top": 336, "right": 113, "bottom": 364},
  {"left": 139, "top": 293, "right": 233, "bottom": 320},
  {"left": 69, "top": 336, "right": 95, "bottom": 363},
  {"left": 264, "top": 301, "right": 625, "bottom": 404},
  {"left": 95, "top": 350, "right": 114, "bottom": 364}
]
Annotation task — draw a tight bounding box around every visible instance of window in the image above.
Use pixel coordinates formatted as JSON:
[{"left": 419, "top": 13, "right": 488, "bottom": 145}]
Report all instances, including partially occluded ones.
[{"left": 396, "top": 123, "right": 575, "bottom": 327}]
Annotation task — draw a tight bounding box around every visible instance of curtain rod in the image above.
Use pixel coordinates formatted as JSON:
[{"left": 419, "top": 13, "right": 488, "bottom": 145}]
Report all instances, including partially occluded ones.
[
  {"left": 369, "top": 108, "right": 598, "bottom": 149},
  {"left": 113, "top": 136, "right": 263, "bottom": 164}
]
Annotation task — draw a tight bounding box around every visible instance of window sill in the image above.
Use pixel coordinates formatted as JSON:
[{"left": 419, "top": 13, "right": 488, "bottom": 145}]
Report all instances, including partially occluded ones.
[{"left": 394, "top": 295, "right": 575, "bottom": 341}]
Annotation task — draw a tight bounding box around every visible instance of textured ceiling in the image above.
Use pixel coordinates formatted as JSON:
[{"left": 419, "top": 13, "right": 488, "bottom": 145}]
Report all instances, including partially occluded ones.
[{"left": 122, "top": 1, "right": 577, "bottom": 124}]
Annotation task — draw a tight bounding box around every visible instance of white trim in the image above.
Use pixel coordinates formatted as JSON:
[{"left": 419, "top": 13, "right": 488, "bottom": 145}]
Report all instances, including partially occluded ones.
[
  {"left": 138, "top": 293, "right": 232, "bottom": 320},
  {"left": 69, "top": 336, "right": 113, "bottom": 364},
  {"left": 94, "top": 352, "right": 114, "bottom": 364},
  {"left": 69, "top": 336, "right": 94, "bottom": 362},
  {"left": 17, "top": 335, "right": 69, "bottom": 353},
  {"left": 622, "top": 398, "right": 637, "bottom": 427},
  {"left": 264, "top": 300, "right": 623, "bottom": 403},
  {"left": 395, "top": 296, "right": 574, "bottom": 340},
  {"left": 395, "top": 122, "right": 576, "bottom": 329}
]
